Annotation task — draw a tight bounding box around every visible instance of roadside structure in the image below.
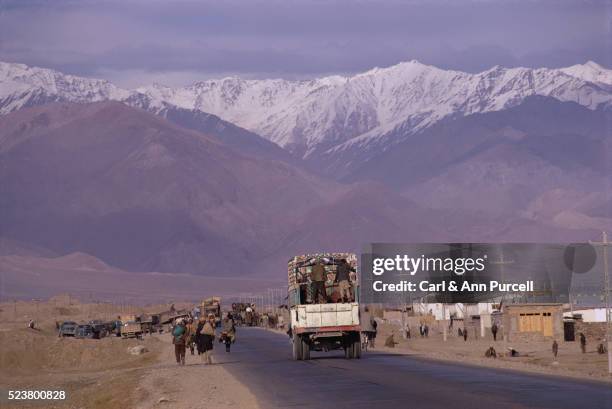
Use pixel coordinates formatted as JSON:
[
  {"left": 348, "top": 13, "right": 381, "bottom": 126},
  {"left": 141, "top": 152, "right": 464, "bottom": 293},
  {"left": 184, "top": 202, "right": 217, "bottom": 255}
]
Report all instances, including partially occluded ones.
[{"left": 502, "top": 303, "right": 563, "bottom": 342}]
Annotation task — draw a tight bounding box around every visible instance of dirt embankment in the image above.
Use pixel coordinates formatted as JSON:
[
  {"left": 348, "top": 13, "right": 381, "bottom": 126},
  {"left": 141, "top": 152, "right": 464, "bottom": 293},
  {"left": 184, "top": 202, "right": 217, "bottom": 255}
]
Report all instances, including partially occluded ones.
[
  {"left": 0, "top": 300, "right": 163, "bottom": 409},
  {"left": 0, "top": 324, "right": 162, "bottom": 409}
]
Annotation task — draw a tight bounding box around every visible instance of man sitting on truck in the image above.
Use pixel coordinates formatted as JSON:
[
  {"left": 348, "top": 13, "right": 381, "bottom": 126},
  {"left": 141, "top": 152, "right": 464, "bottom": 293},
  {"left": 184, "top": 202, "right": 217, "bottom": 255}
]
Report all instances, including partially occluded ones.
[{"left": 310, "top": 259, "right": 327, "bottom": 303}]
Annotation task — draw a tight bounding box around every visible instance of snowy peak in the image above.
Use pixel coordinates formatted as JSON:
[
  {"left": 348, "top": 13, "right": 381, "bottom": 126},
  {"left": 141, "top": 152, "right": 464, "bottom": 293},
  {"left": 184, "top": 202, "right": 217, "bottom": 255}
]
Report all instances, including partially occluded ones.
[
  {"left": 0, "top": 60, "right": 611, "bottom": 159},
  {"left": 560, "top": 61, "right": 612, "bottom": 86},
  {"left": 0, "top": 61, "right": 128, "bottom": 103}
]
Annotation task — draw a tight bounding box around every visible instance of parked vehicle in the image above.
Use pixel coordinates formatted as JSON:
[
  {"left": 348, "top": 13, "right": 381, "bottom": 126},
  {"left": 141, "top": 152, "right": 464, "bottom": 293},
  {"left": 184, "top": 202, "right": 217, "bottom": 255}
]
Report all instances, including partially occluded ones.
[
  {"left": 111, "top": 320, "right": 123, "bottom": 337},
  {"left": 288, "top": 253, "right": 361, "bottom": 360},
  {"left": 121, "top": 321, "right": 143, "bottom": 339},
  {"left": 88, "top": 321, "right": 108, "bottom": 338},
  {"left": 75, "top": 324, "right": 94, "bottom": 339},
  {"left": 59, "top": 321, "right": 78, "bottom": 337}
]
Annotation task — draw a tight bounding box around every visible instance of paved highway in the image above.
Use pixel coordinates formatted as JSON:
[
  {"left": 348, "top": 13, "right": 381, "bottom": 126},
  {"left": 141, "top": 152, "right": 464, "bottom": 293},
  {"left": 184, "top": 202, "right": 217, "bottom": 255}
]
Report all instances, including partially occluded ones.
[{"left": 214, "top": 327, "right": 611, "bottom": 409}]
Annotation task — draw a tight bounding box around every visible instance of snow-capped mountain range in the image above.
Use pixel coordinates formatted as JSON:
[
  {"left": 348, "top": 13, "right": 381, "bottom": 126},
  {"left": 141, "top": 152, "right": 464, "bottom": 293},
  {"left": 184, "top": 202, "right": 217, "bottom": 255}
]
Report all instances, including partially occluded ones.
[{"left": 1, "top": 60, "right": 611, "bottom": 158}]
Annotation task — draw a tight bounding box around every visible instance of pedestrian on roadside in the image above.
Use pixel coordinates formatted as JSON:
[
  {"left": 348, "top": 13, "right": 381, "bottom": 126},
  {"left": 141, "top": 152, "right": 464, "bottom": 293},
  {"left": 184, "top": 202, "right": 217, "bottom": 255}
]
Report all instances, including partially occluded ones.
[
  {"left": 424, "top": 324, "right": 429, "bottom": 337},
  {"left": 552, "top": 340, "right": 558, "bottom": 359},
  {"left": 361, "top": 307, "right": 378, "bottom": 348},
  {"left": 463, "top": 328, "right": 468, "bottom": 342},
  {"left": 385, "top": 332, "right": 398, "bottom": 348},
  {"left": 491, "top": 323, "right": 498, "bottom": 341},
  {"left": 221, "top": 312, "right": 236, "bottom": 352},
  {"left": 172, "top": 319, "right": 187, "bottom": 366},
  {"left": 579, "top": 332, "right": 586, "bottom": 354}
]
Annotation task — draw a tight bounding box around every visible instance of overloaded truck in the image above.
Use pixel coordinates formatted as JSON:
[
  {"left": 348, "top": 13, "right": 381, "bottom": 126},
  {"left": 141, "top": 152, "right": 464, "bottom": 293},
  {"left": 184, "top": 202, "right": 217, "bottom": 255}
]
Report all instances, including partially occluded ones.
[
  {"left": 201, "top": 297, "right": 222, "bottom": 327},
  {"left": 288, "top": 253, "right": 361, "bottom": 360}
]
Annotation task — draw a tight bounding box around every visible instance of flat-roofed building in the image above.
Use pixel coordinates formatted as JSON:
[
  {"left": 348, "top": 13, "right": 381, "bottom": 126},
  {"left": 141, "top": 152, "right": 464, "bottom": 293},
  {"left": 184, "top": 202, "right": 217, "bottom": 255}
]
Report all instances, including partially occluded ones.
[{"left": 503, "top": 303, "right": 563, "bottom": 342}]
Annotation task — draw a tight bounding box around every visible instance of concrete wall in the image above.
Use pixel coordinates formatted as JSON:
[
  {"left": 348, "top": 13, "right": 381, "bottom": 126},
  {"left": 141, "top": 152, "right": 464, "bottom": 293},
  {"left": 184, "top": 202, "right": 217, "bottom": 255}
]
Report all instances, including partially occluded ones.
[{"left": 565, "top": 308, "right": 608, "bottom": 323}]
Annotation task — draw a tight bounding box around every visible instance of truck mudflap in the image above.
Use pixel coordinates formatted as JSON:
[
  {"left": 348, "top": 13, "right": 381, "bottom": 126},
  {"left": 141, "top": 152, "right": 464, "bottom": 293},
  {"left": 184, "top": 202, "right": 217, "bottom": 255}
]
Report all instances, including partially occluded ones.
[{"left": 294, "top": 325, "right": 361, "bottom": 335}]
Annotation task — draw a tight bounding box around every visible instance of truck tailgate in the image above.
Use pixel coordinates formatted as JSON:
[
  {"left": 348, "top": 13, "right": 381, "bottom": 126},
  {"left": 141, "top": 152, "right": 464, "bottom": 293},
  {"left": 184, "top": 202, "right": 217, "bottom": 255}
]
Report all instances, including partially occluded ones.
[{"left": 294, "top": 303, "right": 359, "bottom": 329}]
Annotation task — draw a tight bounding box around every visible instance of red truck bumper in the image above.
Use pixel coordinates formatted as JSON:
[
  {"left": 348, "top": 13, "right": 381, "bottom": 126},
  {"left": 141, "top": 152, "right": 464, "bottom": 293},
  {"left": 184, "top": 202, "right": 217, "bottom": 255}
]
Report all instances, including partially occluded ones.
[{"left": 294, "top": 325, "right": 360, "bottom": 335}]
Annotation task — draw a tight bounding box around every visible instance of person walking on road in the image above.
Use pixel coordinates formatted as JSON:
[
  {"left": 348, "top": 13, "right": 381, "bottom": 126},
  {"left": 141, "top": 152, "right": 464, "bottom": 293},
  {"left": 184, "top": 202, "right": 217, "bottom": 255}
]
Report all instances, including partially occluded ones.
[
  {"left": 552, "top": 340, "right": 559, "bottom": 360},
  {"left": 579, "top": 332, "right": 587, "bottom": 354},
  {"left": 491, "top": 323, "right": 498, "bottom": 341},
  {"left": 197, "top": 314, "right": 216, "bottom": 364},
  {"left": 311, "top": 259, "right": 327, "bottom": 303},
  {"left": 172, "top": 319, "right": 188, "bottom": 366},
  {"left": 186, "top": 318, "right": 197, "bottom": 355},
  {"left": 221, "top": 312, "right": 236, "bottom": 352}
]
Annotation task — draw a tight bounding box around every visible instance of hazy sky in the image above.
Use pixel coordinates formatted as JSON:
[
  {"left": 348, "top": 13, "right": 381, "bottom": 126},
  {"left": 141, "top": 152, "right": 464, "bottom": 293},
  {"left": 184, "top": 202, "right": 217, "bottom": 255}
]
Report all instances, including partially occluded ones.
[{"left": 1, "top": 0, "right": 610, "bottom": 87}]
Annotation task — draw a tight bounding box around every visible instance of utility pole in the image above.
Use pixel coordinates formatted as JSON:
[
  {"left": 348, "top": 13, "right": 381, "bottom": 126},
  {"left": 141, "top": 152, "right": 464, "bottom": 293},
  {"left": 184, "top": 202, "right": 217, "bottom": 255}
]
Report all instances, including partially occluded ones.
[
  {"left": 490, "top": 249, "right": 514, "bottom": 343},
  {"left": 442, "top": 303, "right": 447, "bottom": 341},
  {"left": 590, "top": 232, "right": 611, "bottom": 375}
]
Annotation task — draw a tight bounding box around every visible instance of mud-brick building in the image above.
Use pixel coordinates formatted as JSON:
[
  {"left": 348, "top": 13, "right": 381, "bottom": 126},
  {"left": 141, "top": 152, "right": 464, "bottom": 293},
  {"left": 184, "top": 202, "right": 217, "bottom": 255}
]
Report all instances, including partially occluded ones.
[{"left": 502, "top": 303, "right": 563, "bottom": 342}]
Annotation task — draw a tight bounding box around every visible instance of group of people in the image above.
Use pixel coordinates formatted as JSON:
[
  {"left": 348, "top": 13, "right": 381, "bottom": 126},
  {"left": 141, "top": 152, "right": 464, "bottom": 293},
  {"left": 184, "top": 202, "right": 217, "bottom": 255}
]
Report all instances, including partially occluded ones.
[
  {"left": 306, "top": 258, "right": 356, "bottom": 304},
  {"left": 171, "top": 312, "right": 236, "bottom": 366}
]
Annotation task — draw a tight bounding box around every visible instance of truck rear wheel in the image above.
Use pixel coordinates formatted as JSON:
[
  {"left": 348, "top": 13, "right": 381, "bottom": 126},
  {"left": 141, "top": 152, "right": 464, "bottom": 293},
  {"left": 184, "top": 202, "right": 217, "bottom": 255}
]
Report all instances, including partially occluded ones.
[
  {"left": 301, "top": 337, "right": 310, "bottom": 360},
  {"left": 344, "top": 333, "right": 360, "bottom": 359},
  {"left": 292, "top": 336, "right": 302, "bottom": 360},
  {"left": 344, "top": 335, "right": 353, "bottom": 359},
  {"left": 352, "top": 338, "right": 361, "bottom": 359}
]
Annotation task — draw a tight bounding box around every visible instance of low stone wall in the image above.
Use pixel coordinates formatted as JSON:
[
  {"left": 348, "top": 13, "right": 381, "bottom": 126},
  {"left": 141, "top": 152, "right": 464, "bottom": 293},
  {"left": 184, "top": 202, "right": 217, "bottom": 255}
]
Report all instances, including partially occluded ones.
[{"left": 575, "top": 321, "right": 607, "bottom": 342}]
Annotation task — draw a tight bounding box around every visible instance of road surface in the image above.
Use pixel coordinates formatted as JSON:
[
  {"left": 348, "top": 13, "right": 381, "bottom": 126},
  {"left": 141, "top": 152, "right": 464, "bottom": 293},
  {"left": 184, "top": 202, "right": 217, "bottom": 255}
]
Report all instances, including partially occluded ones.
[{"left": 215, "top": 327, "right": 612, "bottom": 409}]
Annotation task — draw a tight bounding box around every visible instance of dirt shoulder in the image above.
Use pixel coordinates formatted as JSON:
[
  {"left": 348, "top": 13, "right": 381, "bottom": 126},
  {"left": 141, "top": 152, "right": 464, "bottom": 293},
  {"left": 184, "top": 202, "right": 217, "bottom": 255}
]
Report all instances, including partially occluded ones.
[
  {"left": 1, "top": 325, "right": 163, "bottom": 409},
  {"left": 376, "top": 323, "right": 612, "bottom": 384},
  {"left": 0, "top": 300, "right": 259, "bottom": 409},
  {"left": 134, "top": 334, "right": 260, "bottom": 409}
]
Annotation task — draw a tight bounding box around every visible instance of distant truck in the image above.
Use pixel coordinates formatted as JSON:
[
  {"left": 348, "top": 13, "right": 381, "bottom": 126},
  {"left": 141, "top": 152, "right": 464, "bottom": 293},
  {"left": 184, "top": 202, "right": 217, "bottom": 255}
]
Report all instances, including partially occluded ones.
[
  {"left": 75, "top": 324, "right": 94, "bottom": 339},
  {"left": 58, "top": 321, "right": 78, "bottom": 337},
  {"left": 288, "top": 253, "right": 361, "bottom": 360},
  {"left": 201, "top": 297, "right": 222, "bottom": 327},
  {"left": 121, "top": 321, "right": 143, "bottom": 339}
]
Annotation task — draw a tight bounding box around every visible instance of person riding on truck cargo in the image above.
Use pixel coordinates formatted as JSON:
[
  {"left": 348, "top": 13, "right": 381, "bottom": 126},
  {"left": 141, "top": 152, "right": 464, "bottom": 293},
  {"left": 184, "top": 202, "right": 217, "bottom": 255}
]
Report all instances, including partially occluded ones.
[
  {"left": 335, "top": 259, "right": 355, "bottom": 302},
  {"left": 311, "top": 259, "right": 327, "bottom": 303}
]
